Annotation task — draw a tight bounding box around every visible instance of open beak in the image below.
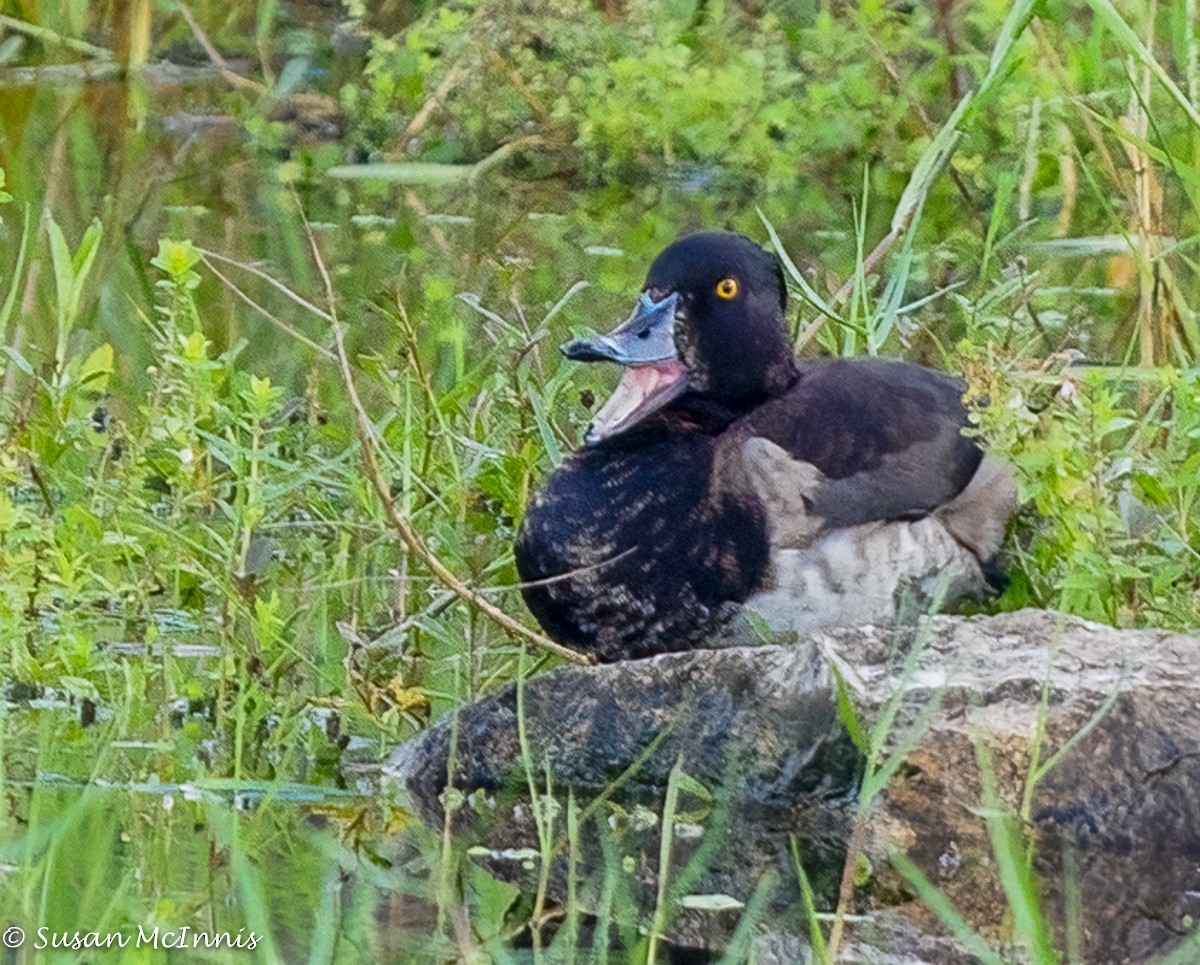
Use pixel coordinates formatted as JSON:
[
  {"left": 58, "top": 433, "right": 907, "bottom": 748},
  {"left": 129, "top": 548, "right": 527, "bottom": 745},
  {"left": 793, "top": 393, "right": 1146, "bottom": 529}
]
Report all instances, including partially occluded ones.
[{"left": 562, "top": 291, "right": 689, "bottom": 445}]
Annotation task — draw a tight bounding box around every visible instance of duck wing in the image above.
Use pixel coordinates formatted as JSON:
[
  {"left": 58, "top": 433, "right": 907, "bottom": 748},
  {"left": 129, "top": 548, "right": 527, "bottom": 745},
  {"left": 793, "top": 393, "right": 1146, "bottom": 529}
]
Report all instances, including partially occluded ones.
[{"left": 737, "top": 358, "right": 984, "bottom": 538}]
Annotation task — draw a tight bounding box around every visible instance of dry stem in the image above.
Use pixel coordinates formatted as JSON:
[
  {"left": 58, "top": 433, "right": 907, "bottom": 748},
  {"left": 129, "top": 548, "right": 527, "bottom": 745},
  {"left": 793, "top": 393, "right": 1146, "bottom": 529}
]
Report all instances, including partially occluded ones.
[
  {"left": 175, "top": 1, "right": 266, "bottom": 94},
  {"left": 293, "top": 197, "right": 592, "bottom": 666}
]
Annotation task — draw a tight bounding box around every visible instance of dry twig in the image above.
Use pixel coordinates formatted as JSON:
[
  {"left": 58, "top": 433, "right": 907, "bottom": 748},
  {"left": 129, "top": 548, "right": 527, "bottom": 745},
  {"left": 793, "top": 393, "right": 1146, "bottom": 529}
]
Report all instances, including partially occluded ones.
[
  {"left": 391, "top": 62, "right": 466, "bottom": 158},
  {"left": 293, "top": 196, "right": 592, "bottom": 666},
  {"left": 175, "top": 1, "right": 266, "bottom": 94},
  {"left": 0, "top": 14, "right": 111, "bottom": 60}
]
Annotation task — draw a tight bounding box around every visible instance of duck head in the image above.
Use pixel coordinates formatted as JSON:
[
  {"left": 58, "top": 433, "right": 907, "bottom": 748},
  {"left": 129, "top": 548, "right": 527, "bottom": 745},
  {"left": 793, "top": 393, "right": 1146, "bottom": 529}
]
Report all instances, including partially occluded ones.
[{"left": 564, "top": 232, "right": 797, "bottom": 445}]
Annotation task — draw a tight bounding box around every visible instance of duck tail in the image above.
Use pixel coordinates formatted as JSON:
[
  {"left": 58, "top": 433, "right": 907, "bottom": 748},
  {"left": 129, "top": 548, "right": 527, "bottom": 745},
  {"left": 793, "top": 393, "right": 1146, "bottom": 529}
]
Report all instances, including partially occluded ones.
[{"left": 934, "top": 455, "right": 1018, "bottom": 564}]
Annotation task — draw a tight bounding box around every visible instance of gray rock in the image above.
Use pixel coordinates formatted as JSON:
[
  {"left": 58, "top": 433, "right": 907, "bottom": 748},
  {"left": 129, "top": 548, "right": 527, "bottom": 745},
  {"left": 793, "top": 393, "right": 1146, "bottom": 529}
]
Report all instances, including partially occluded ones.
[{"left": 383, "top": 610, "right": 1200, "bottom": 962}]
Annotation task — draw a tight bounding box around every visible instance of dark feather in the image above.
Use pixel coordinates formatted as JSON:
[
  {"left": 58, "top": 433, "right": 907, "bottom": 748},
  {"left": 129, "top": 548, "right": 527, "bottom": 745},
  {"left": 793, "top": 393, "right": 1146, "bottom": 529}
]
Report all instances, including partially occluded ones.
[
  {"left": 515, "top": 427, "right": 771, "bottom": 662},
  {"left": 740, "top": 358, "right": 982, "bottom": 529}
]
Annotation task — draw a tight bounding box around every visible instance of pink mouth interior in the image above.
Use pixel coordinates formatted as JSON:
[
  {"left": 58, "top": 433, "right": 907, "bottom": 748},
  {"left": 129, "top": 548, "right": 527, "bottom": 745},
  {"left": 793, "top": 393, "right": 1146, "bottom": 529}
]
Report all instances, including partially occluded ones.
[{"left": 587, "top": 359, "right": 688, "bottom": 442}]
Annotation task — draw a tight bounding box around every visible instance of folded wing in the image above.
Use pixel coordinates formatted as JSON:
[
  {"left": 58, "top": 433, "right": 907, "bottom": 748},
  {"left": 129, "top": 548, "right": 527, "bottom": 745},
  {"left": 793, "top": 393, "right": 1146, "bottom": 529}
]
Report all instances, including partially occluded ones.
[{"left": 739, "top": 358, "right": 986, "bottom": 536}]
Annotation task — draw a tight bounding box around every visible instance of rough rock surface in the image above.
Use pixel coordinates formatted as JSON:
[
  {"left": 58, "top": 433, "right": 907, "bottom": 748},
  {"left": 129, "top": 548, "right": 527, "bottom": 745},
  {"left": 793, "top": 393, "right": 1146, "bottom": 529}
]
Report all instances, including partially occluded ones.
[{"left": 383, "top": 610, "right": 1200, "bottom": 962}]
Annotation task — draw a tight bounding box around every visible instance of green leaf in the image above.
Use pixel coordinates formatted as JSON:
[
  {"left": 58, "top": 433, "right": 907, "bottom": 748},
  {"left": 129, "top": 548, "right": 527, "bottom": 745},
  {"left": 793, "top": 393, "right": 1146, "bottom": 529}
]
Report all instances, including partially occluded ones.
[
  {"left": 466, "top": 865, "right": 520, "bottom": 941},
  {"left": 151, "top": 238, "right": 200, "bottom": 279},
  {"left": 672, "top": 769, "right": 713, "bottom": 804},
  {"left": 675, "top": 894, "right": 745, "bottom": 911},
  {"left": 46, "top": 216, "right": 74, "bottom": 322},
  {"left": 1100, "top": 416, "right": 1136, "bottom": 436},
  {"left": 78, "top": 343, "right": 114, "bottom": 389},
  {"left": 275, "top": 56, "right": 308, "bottom": 99},
  {"left": 68, "top": 218, "right": 103, "bottom": 316},
  {"left": 72, "top": 218, "right": 102, "bottom": 277},
  {"left": 1132, "top": 472, "right": 1170, "bottom": 506},
  {"left": 1, "top": 344, "right": 35, "bottom": 377},
  {"left": 831, "top": 665, "right": 869, "bottom": 755},
  {"left": 740, "top": 608, "right": 775, "bottom": 643},
  {"left": 326, "top": 162, "right": 477, "bottom": 184},
  {"left": 59, "top": 675, "right": 101, "bottom": 701}
]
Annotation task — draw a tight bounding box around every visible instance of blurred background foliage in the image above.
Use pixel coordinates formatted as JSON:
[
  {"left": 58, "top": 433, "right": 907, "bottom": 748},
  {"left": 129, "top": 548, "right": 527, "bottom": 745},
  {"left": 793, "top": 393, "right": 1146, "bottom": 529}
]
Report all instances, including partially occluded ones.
[{"left": 0, "top": 0, "right": 1197, "bottom": 960}]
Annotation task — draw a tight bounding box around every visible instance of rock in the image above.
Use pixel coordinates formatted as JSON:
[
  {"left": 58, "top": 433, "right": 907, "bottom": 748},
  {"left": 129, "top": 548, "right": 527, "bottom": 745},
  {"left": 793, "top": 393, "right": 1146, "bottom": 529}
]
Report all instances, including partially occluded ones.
[
  {"left": 383, "top": 610, "right": 1200, "bottom": 962},
  {"left": 386, "top": 640, "right": 860, "bottom": 954}
]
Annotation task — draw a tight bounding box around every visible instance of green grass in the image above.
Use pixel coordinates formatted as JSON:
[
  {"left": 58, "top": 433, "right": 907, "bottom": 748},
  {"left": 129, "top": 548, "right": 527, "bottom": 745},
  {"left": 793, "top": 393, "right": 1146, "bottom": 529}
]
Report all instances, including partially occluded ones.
[{"left": 0, "top": 0, "right": 1199, "bottom": 960}]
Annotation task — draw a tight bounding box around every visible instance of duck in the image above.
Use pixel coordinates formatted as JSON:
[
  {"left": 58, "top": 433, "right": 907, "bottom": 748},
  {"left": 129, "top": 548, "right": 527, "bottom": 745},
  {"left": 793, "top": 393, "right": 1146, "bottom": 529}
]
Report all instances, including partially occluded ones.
[{"left": 514, "top": 232, "right": 1017, "bottom": 663}]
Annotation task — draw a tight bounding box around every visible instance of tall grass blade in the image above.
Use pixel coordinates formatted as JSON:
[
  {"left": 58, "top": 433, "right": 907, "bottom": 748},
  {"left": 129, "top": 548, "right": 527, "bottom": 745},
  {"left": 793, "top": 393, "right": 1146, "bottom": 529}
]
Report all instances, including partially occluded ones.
[
  {"left": 831, "top": 667, "right": 869, "bottom": 756},
  {"left": 1159, "top": 923, "right": 1200, "bottom": 964},
  {"left": 713, "top": 870, "right": 777, "bottom": 965},
  {"left": 1085, "top": 0, "right": 1200, "bottom": 131},
  {"left": 980, "top": 168, "right": 1018, "bottom": 281},
  {"left": 892, "top": 0, "right": 1036, "bottom": 237},
  {"left": 975, "top": 737, "right": 1060, "bottom": 963},
  {"left": 888, "top": 850, "right": 1004, "bottom": 965},
  {"left": 0, "top": 202, "right": 31, "bottom": 343},
  {"left": 789, "top": 836, "right": 828, "bottom": 961},
  {"left": 1022, "top": 675, "right": 1123, "bottom": 818},
  {"left": 758, "top": 209, "right": 841, "bottom": 322},
  {"left": 646, "top": 756, "right": 684, "bottom": 965},
  {"left": 127, "top": 0, "right": 150, "bottom": 67},
  {"left": 212, "top": 805, "right": 283, "bottom": 963}
]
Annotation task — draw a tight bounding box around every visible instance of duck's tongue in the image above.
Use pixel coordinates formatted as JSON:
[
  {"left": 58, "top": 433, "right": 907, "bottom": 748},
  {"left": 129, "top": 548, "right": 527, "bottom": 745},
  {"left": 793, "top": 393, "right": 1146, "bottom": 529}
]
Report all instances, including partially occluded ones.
[{"left": 585, "top": 359, "right": 689, "bottom": 445}]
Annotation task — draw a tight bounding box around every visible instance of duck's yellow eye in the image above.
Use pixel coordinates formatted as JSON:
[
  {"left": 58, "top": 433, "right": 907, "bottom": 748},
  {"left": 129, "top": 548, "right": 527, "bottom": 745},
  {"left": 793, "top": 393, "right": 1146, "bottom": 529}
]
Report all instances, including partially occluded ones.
[{"left": 715, "top": 278, "right": 739, "bottom": 300}]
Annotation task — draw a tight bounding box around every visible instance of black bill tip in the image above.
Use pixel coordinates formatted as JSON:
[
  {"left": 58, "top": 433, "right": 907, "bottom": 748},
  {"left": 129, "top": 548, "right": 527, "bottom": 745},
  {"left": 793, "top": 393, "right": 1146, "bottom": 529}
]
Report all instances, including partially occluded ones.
[{"left": 562, "top": 338, "right": 612, "bottom": 363}]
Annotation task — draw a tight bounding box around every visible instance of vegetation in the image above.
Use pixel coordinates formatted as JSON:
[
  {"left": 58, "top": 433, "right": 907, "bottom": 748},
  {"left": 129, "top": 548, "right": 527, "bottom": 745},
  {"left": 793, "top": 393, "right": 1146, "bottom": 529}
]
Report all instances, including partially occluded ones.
[{"left": 0, "top": 0, "right": 1197, "bottom": 961}]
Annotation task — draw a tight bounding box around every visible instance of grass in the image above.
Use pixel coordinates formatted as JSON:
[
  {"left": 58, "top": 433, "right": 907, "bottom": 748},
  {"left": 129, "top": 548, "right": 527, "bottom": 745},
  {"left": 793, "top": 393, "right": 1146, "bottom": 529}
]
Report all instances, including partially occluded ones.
[{"left": 0, "top": 0, "right": 1199, "bottom": 960}]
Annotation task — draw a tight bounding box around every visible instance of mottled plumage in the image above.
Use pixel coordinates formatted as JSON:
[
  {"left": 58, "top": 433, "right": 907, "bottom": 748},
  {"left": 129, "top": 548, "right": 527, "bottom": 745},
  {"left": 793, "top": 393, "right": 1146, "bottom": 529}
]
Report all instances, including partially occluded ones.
[
  {"left": 517, "top": 421, "right": 769, "bottom": 662},
  {"left": 515, "top": 232, "right": 1015, "bottom": 661}
]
